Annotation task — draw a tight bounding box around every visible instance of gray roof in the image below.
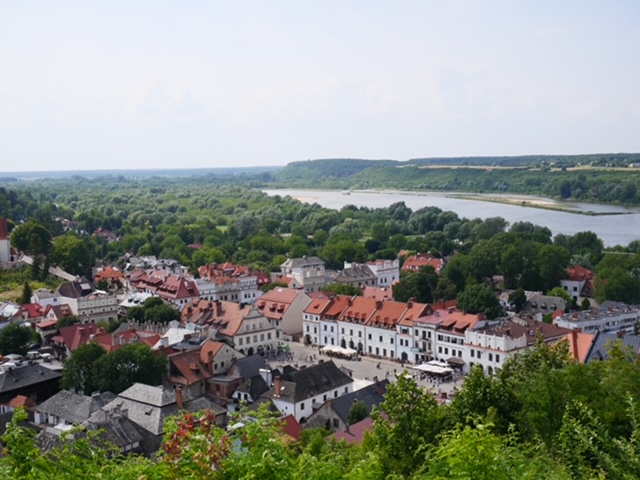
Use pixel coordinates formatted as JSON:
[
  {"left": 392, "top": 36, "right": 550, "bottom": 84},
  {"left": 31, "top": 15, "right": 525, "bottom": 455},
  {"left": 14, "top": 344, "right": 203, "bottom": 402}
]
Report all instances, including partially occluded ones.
[
  {"left": 264, "top": 361, "right": 353, "bottom": 403},
  {"left": 35, "top": 390, "right": 117, "bottom": 425},
  {"left": 281, "top": 256, "right": 325, "bottom": 268},
  {"left": 118, "top": 383, "right": 176, "bottom": 407},
  {"left": 331, "top": 380, "right": 389, "bottom": 424},
  {"left": 585, "top": 332, "right": 640, "bottom": 363},
  {"left": 332, "top": 264, "right": 376, "bottom": 283},
  {"left": 102, "top": 383, "right": 226, "bottom": 436},
  {"left": 0, "top": 364, "right": 61, "bottom": 395},
  {"left": 522, "top": 294, "right": 568, "bottom": 314},
  {"left": 232, "top": 355, "right": 270, "bottom": 380},
  {"left": 237, "top": 375, "right": 269, "bottom": 400}
]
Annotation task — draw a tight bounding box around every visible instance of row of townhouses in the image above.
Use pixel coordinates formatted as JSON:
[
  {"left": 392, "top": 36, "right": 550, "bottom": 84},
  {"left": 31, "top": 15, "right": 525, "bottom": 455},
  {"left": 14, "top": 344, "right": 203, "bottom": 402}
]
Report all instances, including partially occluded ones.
[{"left": 303, "top": 294, "right": 573, "bottom": 374}]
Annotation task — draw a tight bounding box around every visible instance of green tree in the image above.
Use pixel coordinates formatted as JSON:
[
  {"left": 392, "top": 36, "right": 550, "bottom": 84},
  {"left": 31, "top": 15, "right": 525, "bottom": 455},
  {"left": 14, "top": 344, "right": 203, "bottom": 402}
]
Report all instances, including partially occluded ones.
[
  {"left": 392, "top": 266, "right": 439, "bottom": 303},
  {"left": 457, "top": 284, "right": 502, "bottom": 319},
  {"left": 52, "top": 234, "right": 94, "bottom": 276},
  {"left": 367, "top": 374, "right": 448, "bottom": 477},
  {"left": 508, "top": 288, "right": 526, "bottom": 313},
  {"left": 0, "top": 323, "right": 34, "bottom": 356},
  {"left": 19, "top": 282, "right": 32, "bottom": 305},
  {"left": 262, "top": 281, "right": 289, "bottom": 293},
  {"left": 581, "top": 297, "right": 591, "bottom": 310},
  {"left": 60, "top": 342, "right": 107, "bottom": 394},
  {"left": 144, "top": 304, "right": 181, "bottom": 324},
  {"left": 93, "top": 343, "right": 166, "bottom": 393},
  {"left": 57, "top": 315, "right": 81, "bottom": 328},
  {"left": 547, "top": 286, "right": 572, "bottom": 303},
  {"left": 322, "top": 283, "right": 362, "bottom": 297},
  {"left": 347, "top": 400, "right": 369, "bottom": 425},
  {"left": 10, "top": 221, "right": 52, "bottom": 256}
]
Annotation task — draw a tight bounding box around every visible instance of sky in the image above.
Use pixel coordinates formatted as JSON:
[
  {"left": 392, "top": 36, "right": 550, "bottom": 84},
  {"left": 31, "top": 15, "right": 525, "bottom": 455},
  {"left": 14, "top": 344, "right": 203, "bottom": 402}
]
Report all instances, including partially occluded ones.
[{"left": 1, "top": 1, "right": 639, "bottom": 172}]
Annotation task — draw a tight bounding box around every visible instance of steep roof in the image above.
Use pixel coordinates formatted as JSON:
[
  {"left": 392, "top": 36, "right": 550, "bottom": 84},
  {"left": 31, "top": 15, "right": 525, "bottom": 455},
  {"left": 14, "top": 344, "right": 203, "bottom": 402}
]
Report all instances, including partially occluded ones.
[
  {"left": 332, "top": 264, "right": 376, "bottom": 283},
  {"left": 331, "top": 379, "right": 389, "bottom": 424},
  {"left": 585, "top": 332, "right": 640, "bottom": 363},
  {"left": 565, "top": 264, "right": 595, "bottom": 282},
  {"left": 35, "top": 390, "right": 117, "bottom": 424},
  {"left": 279, "top": 414, "right": 303, "bottom": 442},
  {"left": 231, "top": 355, "right": 270, "bottom": 380},
  {"left": 0, "top": 364, "right": 61, "bottom": 395},
  {"left": 55, "top": 323, "right": 106, "bottom": 352},
  {"left": 338, "top": 296, "right": 379, "bottom": 324},
  {"left": 168, "top": 350, "right": 213, "bottom": 386},
  {"left": 264, "top": 361, "right": 353, "bottom": 403},
  {"left": 330, "top": 416, "right": 374, "bottom": 444}
]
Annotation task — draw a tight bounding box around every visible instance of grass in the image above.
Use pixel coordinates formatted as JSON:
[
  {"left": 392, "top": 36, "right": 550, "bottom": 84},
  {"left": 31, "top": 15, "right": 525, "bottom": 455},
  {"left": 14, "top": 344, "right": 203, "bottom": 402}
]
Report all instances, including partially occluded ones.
[{"left": 0, "top": 267, "right": 63, "bottom": 303}]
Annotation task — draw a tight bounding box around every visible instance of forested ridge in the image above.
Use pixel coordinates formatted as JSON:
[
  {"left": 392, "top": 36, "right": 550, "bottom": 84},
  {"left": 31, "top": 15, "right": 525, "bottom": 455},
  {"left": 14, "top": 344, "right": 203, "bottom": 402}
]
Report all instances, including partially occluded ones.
[{"left": 272, "top": 154, "right": 640, "bottom": 205}]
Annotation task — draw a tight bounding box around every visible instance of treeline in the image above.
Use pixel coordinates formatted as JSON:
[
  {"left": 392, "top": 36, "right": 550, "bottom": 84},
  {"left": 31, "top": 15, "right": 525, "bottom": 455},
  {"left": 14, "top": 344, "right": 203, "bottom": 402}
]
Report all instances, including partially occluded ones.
[
  {"left": 3, "top": 177, "right": 640, "bottom": 306},
  {"left": 271, "top": 161, "right": 640, "bottom": 205}
]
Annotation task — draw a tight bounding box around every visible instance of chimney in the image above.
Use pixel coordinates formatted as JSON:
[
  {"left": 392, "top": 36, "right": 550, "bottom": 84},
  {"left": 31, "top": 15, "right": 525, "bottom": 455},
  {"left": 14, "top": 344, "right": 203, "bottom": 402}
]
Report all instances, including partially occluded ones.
[
  {"left": 274, "top": 376, "right": 282, "bottom": 397},
  {"left": 345, "top": 422, "right": 350, "bottom": 434},
  {"left": 176, "top": 386, "right": 185, "bottom": 410}
]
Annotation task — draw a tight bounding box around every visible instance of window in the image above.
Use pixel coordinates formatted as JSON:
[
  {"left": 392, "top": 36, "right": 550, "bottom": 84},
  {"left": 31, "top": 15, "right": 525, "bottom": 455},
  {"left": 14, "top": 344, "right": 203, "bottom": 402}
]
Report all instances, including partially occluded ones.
[
  {"left": 444, "top": 348, "right": 448, "bottom": 355},
  {"left": 238, "top": 338, "right": 243, "bottom": 346},
  {"left": 488, "top": 353, "right": 493, "bottom": 361},
  {"left": 341, "top": 328, "right": 345, "bottom": 334},
  {"left": 344, "top": 387, "right": 348, "bottom": 393},
  {"left": 470, "top": 349, "right": 475, "bottom": 358},
  {"left": 495, "top": 354, "right": 500, "bottom": 363},
  {"left": 306, "top": 326, "right": 309, "bottom": 332},
  {"left": 368, "top": 334, "right": 372, "bottom": 340},
  {"left": 379, "top": 336, "right": 383, "bottom": 342},
  {"left": 390, "top": 338, "right": 394, "bottom": 344},
  {"left": 334, "top": 391, "right": 338, "bottom": 398},
  {"left": 350, "top": 329, "right": 353, "bottom": 336},
  {"left": 324, "top": 325, "right": 327, "bottom": 331},
  {"left": 323, "top": 394, "right": 327, "bottom": 401},
  {"left": 438, "top": 346, "right": 442, "bottom": 353},
  {"left": 383, "top": 349, "right": 387, "bottom": 356},
  {"left": 358, "top": 331, "right": 362, "bottom": 337},
  {"left": 300, "top": 402, "right": 305, "bottom": 410},
  {"left": 333, "top": 418, "right": 339, "bottom": 428},
  {"left": 267, "top": 333, "right": 271, "bottom": 340}
]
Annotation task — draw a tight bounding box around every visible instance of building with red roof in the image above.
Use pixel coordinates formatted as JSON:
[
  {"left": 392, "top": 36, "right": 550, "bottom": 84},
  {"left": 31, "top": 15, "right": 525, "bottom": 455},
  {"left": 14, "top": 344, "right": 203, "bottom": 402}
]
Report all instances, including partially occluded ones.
[
  {"left": 256, "top": 287, "right": 311, "bottom": 337},
  {"left": 560, "top": 264, "right": 596, "bottom": 301},
  {"left": 50, "top": 323, "right": 106, "bottom": 359},
  {"left": 401, "top": 252, "right": 445, "bottom": 274},
  {"left": 182, "top": 300, "right": 277, "bottom": 356}
]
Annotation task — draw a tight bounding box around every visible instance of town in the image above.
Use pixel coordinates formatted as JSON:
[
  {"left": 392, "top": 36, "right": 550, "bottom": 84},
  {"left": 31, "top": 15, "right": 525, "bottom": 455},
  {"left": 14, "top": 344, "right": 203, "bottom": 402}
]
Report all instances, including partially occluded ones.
[{"left": 1, "top": 207, "right": 640, "bottom": 473}]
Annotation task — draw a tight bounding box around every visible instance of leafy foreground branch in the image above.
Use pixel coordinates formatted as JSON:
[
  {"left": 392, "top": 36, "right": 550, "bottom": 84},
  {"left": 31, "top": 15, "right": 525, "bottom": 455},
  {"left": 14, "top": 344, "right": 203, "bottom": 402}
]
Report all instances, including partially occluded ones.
[{"left": 4, "top": 344, "right": 640, "bottom": 479}]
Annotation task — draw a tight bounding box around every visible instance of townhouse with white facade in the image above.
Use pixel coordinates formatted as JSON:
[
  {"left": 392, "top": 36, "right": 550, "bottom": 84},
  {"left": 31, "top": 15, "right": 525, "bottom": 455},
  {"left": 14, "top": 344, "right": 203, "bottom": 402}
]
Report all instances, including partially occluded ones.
[
  {"left": 318, "top": 295, "right": 352, "bottom": 347},
  {"left": 465, "top": 316, "right": 570, "bottom": 375},
  {"left": 262, "top": 361, "right": 353, "bottom": 423}
]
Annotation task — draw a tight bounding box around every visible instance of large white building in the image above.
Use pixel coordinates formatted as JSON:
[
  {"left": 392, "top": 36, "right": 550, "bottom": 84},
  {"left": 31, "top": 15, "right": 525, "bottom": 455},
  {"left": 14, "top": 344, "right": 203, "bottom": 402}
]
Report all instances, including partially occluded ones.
[{"left": 554, "top": 301, "right": 640, "bottom": 335}]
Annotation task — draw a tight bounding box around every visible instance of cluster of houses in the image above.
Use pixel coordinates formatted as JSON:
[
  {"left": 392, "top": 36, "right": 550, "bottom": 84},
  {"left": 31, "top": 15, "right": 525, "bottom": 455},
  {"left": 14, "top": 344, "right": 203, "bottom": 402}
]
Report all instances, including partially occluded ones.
[{"left": 2, "top": 216, "right": 640, "bottom": 453}]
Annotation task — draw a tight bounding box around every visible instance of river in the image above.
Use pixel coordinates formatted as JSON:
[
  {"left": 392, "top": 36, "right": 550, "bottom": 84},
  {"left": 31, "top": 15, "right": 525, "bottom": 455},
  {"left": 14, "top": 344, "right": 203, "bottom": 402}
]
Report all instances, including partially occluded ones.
[{"left": 263, "top": 189, "right": 640, "bottom": 247}]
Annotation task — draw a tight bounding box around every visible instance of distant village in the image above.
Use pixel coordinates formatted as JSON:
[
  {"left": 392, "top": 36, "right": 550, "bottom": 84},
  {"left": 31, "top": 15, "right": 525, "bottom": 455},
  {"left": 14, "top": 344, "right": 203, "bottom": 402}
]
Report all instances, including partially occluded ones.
[{"left": 0, "top": 216, "right": 639, "bottom": 457}]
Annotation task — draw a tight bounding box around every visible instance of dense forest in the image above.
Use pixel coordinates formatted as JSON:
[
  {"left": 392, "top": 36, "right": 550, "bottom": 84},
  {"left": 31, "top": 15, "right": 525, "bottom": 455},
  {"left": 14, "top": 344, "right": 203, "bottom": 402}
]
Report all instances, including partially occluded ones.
[{"left": 2, "top": 173, "right": 640, "bottom": 306}]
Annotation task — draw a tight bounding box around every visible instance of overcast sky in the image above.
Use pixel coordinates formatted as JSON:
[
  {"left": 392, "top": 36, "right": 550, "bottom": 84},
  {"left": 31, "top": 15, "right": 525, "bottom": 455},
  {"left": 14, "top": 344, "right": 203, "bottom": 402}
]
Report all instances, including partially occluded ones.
[{"left": 1, "top": 1, "right": 639, "bottom": 172}]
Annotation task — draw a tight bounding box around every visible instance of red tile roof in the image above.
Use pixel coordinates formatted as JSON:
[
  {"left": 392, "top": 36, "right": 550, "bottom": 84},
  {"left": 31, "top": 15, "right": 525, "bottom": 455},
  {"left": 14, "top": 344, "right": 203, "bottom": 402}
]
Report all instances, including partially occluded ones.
[
  {"left": 330, "top": 416, "right": 374, "bottom": 444},
  {"left": 339, "top": 297, "right": 379, "bottom": 324},
  {"left": 20, "top": 303, "right": 44, "bottom": 319},
  {"left": 565, "top": 264, "right": 595, "bottom": 282},
  {"left": 402, "top": 252, "right": 445, "bottom": 274},
  {"left": 94, "top": 266, "right": 125, "bottom": 281},
  {"left": 168, "top": 349, "right": 213, "bottom": 386},
  {"left": 56, "top": 323, "right": 106, "bottom": 352},
  {"left": 7, "top": 395, "right": 36, "bottom": 408},
  {"left": 280, "top": 414, "right": 303, "bottom": 442}
]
